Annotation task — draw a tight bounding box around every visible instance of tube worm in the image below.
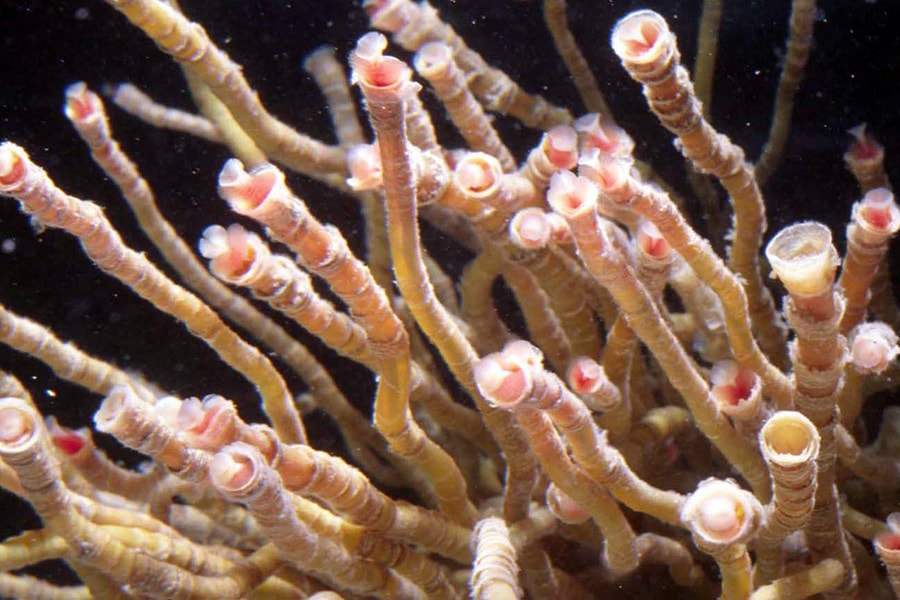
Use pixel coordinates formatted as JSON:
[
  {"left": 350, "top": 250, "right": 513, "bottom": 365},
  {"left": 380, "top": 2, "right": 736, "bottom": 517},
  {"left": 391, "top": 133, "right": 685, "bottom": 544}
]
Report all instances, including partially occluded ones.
[
  {"left": 209, "top": 442, "right": 423, "bottom": 598},
  {"left": 611, "top": 10, "right": 787, "bottom": 369},
  {"left": 365, "top": 0, "right": 572, "bottom": 129},
  {"left": 103, "top": 0, "right": 346, "bottom": 182},
  {"left": 754, "top": 0, "right": 818, "bottom": 185},
  {"left": 710, "top": 360, "right": 767, "bottom": 443},
  {"left": 0, "top": 143, "right": 306, "bottom": 445},
  {"left": 566, "top": 357, "right": 623, "bottom": 413},
  {"left": 874, "top": 531, "right": 900, "bottom": 598},
  {"left": 105, "top": 82, "right": 223, "bottom": 143},
  {"left": 414, "top": 41, "right": 515, "bottom": 171},
  {"left": 755, "top": 411, "right": 820, "bottom": 583},
  {"left": 680, "top": 478, "right": 764, "bottom": 600},
  {"left": 542, "top": 0, "right": 610, "bottom": 117},
  {"left": 839, "top": 188, "right": 900, "bottom": 333},
  {"left": 581, "top": 153, "right": 791, "bottom": 408},
  {"left": 843, "top": 124, "right": 890, "bottom": 193},
  {"left": 765, "top": 222, "right": 856, "bottom": 595},
  {"left": 750, "top": 559, "right": 845, "bottom": 600},
  {"left": 548, "top": 171, "right": 772, "bottom": 500}
]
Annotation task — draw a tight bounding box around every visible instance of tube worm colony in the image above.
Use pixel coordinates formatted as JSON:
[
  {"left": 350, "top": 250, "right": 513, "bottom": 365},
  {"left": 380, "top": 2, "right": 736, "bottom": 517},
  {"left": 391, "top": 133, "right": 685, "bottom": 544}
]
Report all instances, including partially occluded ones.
[{"left": 0, "top": 0, "right": 898, "bottom": 598}]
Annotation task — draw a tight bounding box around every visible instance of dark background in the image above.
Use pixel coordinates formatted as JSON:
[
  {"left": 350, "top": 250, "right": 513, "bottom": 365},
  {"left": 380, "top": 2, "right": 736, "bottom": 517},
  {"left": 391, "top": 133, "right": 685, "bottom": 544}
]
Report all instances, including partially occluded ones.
[{"left": 0, "top": 0, "right": 898, "bottom": 588}]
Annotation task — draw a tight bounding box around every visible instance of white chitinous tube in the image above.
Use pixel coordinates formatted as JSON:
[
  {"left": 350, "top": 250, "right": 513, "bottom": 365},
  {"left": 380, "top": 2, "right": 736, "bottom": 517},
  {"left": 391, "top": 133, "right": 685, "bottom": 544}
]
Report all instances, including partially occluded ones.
[
  {"left": 848, "top": 322, "right": 899, "bottom": 374},
  {"left": 509, "top": 207, "right": 552, "bottom": 250},
  {"left": 765, "top": 222, "right": 839, "bottom": 299},
  {"left": 454, "top": 152, "right": 504, "bottom": 202},
  {"left": 610, "top": 10, "right": 677, "bottom": 80},
  {"left": 680, "top": 478, "right": 763, "bottom": 548},
  {"left": 758, "top": 411, "right": 820, "bottom": 536},
  {"left": 0, "top": 397, "right": 42, "bottom": 463},
  {"left": 679, "top": 479, "right": 763, "bottom": 599}
]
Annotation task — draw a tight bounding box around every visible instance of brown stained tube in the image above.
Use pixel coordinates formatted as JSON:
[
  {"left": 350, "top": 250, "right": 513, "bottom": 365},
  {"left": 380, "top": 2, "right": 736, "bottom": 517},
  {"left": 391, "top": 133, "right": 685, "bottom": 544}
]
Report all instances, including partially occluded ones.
[
  {"left": 103, "top": 0, "right": 346, "bottom": 184},
  {"left": 484, "top": 400, "right": 640, "bottom": 577},
  {"left": 834, "top": 423, "right": 900, "bottom": 492},
  {"left": 503, "top": 261, "right": 574, "bottom": 374},
  {"left": 692, "top": 0, "right": 722, "bottom": 118},
  {"left": 668, "top": 256, "right": 731, "bottom": 362},
  {"left": 278, "top": 442, "right": 474, "bottom": 565},
  {"left": 454, "top": 148, "right": 600, "bottom": 363},
  {"left": 353, "top": 33, "right": 543, "bottom": 526},
  {"left": 750, "top": 559, "right": 845, "bottom": 600},
  {"left": 543, "top": 0, "right": 611, "bottom": 117},
  {"left": 303, "top": 47, "right": 367, "bottom": 146},
  {"left": 477, "top": 369, "right": 636, "bottom": 577},
  {"left": 46, "top": 419, "right": 162, "bottom": 501},
  {"left": 171, "top": 393, "right": 475, "bottom": 565},
  {"left": 303, "top": 46, "right": 397, "bottom": 296},
  {"left": 842, "top": 127, "right": 900, "bottom": 332},
  {"left": 839, "top": 502, "right": 890, "bottom": 542},
  {"left": 219, "top": 159, "right": 406, "bottom": 360},
  {"left": 179, "top": 68, "right": 269, "bottom": 169},
  {"left": 0, "top": 303, "right": 155, "bottom": 402},
  {"left": 754, "top": 0, "right": 818, "bottom": 186},
  {"left": 460, "top": 249, "right": 514, "bottom": 355},
  {"left": 597, "top": 316, "right": 638, "bottom": 437},
  {"left": 611, "top": 10, "right": 787, "bottom": 369},
  {"left": 106, "top": 83, "right": 223, "bottom": 143},
  {"left": 208, "top": 223, "right": 500, "bottom": 468},
  {"left": 0, "top": 143, "right": 306, "bottom": 446},
  {"left": 266, "top": 489, "right": 461, "bottom": 599},
  {"left": 352, "top": 32, "right": 483, "bottom": 526},
  {"left": 304, "top": 46, "right": 397, "bottom": 295},
  {"left": 95, "top": 386, "right": 212, "bottom": 484}
]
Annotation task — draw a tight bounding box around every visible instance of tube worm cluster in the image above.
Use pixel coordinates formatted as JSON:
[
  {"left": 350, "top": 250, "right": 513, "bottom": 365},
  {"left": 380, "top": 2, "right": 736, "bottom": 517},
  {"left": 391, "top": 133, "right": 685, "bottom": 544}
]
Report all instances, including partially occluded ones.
[{"left": 0, "top": 1, "right": 898, "bottom": 598}]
